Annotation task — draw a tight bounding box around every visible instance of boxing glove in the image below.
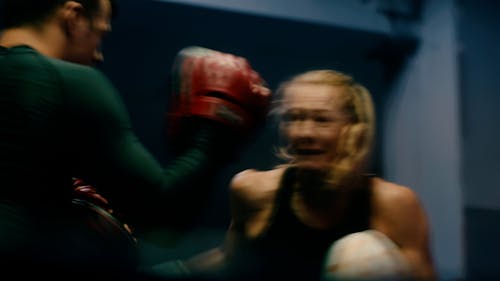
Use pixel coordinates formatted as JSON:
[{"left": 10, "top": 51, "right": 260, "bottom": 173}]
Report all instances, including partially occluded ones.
[{"left": 166, "top": 46, "right": 271, "bottom": 151}]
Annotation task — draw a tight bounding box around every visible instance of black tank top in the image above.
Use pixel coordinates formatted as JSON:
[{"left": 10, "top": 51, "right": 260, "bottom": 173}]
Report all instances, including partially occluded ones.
[{"left": 228, "top": 167, "right": 372, "bottom": 281}]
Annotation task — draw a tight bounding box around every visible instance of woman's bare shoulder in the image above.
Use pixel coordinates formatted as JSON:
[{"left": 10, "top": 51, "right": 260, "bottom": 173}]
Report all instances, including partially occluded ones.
[
  {"left": 370, "top": 177, "right": 426, "bottom": 231},
  {"left": 371, "top": 177, "right": 419, "bottom": 206},
  {"left": 231, "top": 167, "right": 286, "bottom": 191}
]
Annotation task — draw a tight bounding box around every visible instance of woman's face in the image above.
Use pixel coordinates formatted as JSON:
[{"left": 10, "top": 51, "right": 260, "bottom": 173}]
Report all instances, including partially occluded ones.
[{"left": 280, "top": 83, "right": 351, "bottom": 171}]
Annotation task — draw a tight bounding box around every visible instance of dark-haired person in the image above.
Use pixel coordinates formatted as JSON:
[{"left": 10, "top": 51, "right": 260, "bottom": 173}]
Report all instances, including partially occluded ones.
[{"left": 0, "top": 0, "right": 270, "bottom": 278}]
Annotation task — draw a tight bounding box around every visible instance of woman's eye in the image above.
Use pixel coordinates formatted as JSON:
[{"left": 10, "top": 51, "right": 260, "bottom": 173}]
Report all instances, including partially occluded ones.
[
  {"left": 314, "top": 116, "right": 333, "bottom": 123},
  {"left": 283, "top": 112, "right": 301, "bottom": 122}
]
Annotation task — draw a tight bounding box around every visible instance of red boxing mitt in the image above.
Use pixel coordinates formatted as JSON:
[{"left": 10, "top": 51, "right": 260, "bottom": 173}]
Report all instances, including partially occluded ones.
[
  {"left": 71, "top": 178, "right": 136, "bottom": 241},
  {"left": 72, "top": 177, "right": 111, "bottom": 212},
  {"left": 167, "top": 46, "right": 271, "bottom": 143}
]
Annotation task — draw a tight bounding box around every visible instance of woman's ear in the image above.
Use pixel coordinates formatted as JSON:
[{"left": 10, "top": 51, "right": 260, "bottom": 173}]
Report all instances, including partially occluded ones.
[{"left": 60, "top": 1, "right": 85, "bottom": 36}]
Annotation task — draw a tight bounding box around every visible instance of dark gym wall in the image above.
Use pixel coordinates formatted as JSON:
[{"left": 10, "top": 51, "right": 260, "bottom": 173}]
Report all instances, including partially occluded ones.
[{"left": 457, "top": 0, "right": 500, "bottom": 279}]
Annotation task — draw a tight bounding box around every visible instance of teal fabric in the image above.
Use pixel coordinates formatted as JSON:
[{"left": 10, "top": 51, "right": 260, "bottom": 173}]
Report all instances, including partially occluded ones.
[{"left": 0, "top": 45, "right": 217, "bottom": 229}]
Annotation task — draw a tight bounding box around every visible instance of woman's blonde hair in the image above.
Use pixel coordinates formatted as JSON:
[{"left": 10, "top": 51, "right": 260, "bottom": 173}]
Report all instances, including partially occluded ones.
[{"left": 274, "top": 69, "right": 376, "bottom": 187}]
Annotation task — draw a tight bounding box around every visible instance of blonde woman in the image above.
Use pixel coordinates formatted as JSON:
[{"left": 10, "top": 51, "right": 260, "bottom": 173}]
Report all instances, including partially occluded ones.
[{"left": 185, "top": 70, "right": 437, "bottom": 281}]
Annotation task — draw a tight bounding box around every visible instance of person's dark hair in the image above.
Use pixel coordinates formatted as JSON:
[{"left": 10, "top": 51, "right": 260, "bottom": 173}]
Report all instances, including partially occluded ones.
[{"left": 1, "top": 0, "right": 118, "bottom": 28}]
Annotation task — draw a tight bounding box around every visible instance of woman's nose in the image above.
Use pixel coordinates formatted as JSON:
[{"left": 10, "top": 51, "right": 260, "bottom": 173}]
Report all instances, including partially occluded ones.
[{"left": 290, "top": 120, "right": 316, "bottom": 137}]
